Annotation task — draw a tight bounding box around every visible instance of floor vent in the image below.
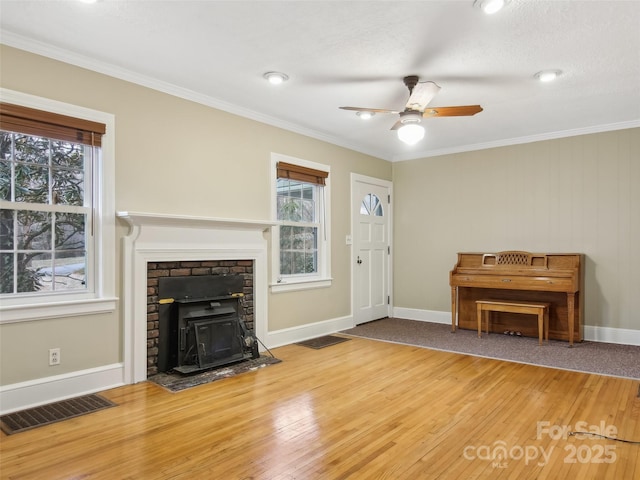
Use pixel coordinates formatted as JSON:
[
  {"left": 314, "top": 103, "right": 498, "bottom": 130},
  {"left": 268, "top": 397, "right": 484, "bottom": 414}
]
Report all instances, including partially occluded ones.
[
  {"left": 1, "top": 394, "right": 116, "bottom": 435},
  {"left": 296, "top": 335, "right": 351, "bottom": 349}
]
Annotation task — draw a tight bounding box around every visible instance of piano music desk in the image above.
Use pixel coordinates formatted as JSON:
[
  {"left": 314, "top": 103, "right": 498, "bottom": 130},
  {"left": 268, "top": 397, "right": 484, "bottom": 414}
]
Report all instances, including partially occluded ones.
[{"left": 476, "top": 299, "right": 549, "bottom": 346}]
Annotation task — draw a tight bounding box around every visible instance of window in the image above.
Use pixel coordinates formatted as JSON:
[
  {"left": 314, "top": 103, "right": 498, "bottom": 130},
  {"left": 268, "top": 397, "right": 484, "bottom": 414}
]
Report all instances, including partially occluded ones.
[
  {"left": 271, "top": 154, "right": 331, "bottom": 292},
  {"left": 277, "top": 178, "right": 319, "bottom": 275},
  {"left": 360, "top": 193, "right": 383, "bottom": 216},
  {"left": 0, "top": 131, "right": 93, "bottom": 295},
  {"left": 0, "top": 90, "right": 116, "bottom": 323}
]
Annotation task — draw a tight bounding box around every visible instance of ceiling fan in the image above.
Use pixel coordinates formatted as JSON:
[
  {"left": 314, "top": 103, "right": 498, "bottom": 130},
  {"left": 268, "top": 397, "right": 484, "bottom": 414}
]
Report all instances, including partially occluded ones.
[{"left": 339, "top": 75, "right": 483, "bottom": 145}]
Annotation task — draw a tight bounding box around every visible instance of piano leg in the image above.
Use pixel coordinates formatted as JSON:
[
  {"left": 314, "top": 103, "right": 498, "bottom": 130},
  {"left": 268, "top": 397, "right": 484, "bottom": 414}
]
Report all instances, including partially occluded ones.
[
  {"left": 451, "top": 286, "right": 457, "bottom": 333},
  {"left": 567, "top": 292, "right": 575, "bottom": 347}
]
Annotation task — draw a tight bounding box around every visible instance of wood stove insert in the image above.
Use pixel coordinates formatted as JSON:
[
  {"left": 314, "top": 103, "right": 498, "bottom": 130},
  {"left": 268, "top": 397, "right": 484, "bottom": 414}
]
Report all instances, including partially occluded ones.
[{"left": 157, "top": 274, "right": 258, "bottom": 375}]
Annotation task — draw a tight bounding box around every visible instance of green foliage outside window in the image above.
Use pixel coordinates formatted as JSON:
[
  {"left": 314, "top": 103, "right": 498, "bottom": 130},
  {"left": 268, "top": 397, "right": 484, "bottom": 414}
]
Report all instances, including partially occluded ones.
[
  {"left": 0, "top": 131, "right": 88, "bottom": 295},
  {"left": 277, "top": 179, "right": 319, "bottom": 275}
]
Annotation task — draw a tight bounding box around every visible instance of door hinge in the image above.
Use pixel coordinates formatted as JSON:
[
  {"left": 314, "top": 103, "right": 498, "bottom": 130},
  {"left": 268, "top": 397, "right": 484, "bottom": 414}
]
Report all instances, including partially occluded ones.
[
  {"left": 387, "top": 295, "right": 390, "bottom": 305},
  {"left": 388, "top": 194, "right": 391, "bottom": 204},
  {"left": 388, "top": 245, "right": 390, "bottom": 255}
]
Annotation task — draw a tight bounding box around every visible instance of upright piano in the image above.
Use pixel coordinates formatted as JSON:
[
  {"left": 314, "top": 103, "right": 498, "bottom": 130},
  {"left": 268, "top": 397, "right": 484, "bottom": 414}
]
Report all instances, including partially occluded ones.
[{"left": 450, "top": 251, "right": 584, "bottom": 346}]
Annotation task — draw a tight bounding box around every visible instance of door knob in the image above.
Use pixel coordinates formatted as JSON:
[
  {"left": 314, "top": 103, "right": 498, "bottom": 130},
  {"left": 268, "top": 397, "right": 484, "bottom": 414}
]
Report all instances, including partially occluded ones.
[{"left": 357, "top": 256, "right": 363, "bottom": 264}]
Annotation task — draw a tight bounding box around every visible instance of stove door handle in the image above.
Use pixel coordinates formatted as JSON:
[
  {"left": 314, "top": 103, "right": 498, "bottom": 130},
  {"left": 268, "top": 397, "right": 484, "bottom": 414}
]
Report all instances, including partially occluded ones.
[{"left": 179, "top": 327, "right": 186, "bottom": 351}]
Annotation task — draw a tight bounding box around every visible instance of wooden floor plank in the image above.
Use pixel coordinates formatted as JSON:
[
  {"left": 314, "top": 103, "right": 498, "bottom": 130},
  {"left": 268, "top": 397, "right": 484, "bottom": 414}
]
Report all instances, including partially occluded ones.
[{"left": 1, "top": 337, "right": 638, "bottom": 479}]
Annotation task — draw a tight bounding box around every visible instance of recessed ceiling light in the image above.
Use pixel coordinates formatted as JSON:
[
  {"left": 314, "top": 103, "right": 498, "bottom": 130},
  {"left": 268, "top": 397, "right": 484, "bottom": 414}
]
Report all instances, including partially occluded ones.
[
  {"left": 534, "top": 70, "right": 562, "bottom": 82},
  {"left": 474, "top": 0, "right": 508, "bottom": 15},
  {"left": 263, "top": 71, "right": 289, "bottom": 85},
  {"left": 356, "top": 111, "right": 375, "bottom": 120},
  {"left": 78, "top": 0, "right": 98, "bottom": 4}
]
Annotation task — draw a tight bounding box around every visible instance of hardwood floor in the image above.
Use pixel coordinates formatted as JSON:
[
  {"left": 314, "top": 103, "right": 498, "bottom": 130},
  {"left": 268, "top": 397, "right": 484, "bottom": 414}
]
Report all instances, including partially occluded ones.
[{"left": 1, "top": 336, "right": 639, "bottom": 479}]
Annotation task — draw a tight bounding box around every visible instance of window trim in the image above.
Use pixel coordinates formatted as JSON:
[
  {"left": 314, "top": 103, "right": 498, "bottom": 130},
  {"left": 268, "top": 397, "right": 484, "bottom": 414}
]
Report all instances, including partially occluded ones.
[
  {"left": 0, "top": 88, "right": 117, "bottom": 324},
  {"left": 270, "top": 153, "right": 331, "bottom": 293}
]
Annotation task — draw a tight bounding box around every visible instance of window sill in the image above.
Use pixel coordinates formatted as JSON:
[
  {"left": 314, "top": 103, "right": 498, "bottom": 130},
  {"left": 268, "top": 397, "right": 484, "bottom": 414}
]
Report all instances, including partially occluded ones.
[
  {"left": 270, "top": 277, "right": 332, "bottom": 293},
  {"left": 0, "top": 297, "right": 118, "bottom": 324}
]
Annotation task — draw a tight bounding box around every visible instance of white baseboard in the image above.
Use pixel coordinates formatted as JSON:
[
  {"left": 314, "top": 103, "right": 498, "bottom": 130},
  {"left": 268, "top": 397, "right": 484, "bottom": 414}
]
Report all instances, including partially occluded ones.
[
  {"left": 0, "top": 363, "right": 124, "bottom": 415},
  {"left": 4, "top": 314, "right": 634, "bottom": 416},
  {"left": 391, "top": 307, "right": 640, "bottom": 346},
  {"left": 266, "top": 315, "right": 354, "bottom": 349},
  {"left": 584, "top": 325, "right": 640, "bottom": 345},
  {"left": 392, "top": 307, "right": 451, "bottom": 325}
]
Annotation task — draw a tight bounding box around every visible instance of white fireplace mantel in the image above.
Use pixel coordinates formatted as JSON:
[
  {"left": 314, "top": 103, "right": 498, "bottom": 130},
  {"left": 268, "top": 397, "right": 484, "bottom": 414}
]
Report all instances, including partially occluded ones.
[
  {"left": 117, "top": 211, "right": 276, "bottom": 232},
  {"left": 117, "top": 211, "right": 276, "bottom": 384}
]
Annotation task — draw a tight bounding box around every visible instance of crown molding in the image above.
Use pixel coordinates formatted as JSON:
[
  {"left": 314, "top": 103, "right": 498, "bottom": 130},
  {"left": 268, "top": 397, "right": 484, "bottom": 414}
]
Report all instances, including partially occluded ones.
[
  {"left": 393, "top": 119, "right": 640, "bottom": 162},
  {"left": 1, "top": 32, "right": 386, "bottom": 160},
  {"left": 3, "top": 31, "right": 637, "bottom": 164}
]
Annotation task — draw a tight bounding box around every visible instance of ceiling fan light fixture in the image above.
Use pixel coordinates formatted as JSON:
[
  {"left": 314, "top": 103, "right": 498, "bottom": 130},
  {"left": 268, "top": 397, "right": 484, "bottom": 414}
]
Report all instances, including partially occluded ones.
[
  {"left": 356, "top": 111, "right": 375, "bottom": 120},
  {"left": 397, "top": 123, "right": 425, "bottom": 145},
  {"left": 534, "top": 70, "right": 562, "bottom": 82},
  {"left": 474, "top": 0, "right": 508, "bottom": 14},
  {"left": 263, "top": 71, "right": 289, "bottom": 85},
  {"left": 340, "top": 76, "right": 480, "bottom": 148}
]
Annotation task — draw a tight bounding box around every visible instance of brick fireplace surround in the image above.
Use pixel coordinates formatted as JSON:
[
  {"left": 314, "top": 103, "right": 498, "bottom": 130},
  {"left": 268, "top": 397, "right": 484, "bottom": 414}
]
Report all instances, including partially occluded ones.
[
  {"left": 146, "top": 259, "right": 254, "bottom": 376},
  {"left": 118, "top": 212, "right": 274, "bottom": 384}
]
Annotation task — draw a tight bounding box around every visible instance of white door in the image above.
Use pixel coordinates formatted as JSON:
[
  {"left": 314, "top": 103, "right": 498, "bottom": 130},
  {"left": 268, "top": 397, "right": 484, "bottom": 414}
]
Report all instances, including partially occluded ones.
[{"left": 353, "top": 176, "right": 391, "bottom": 325}]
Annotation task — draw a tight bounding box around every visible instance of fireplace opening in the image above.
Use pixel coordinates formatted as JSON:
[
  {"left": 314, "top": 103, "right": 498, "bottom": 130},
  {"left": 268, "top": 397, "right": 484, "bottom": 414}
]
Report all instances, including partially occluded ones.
[
  {"left": 174, "top": 298, "right": 257, "bottom": 374},
  {"left": 149, "top": 265, "right": 258, "bottom": 376},
  {"left": 188, "top": 315, "right": 242, "bottom": 368}
]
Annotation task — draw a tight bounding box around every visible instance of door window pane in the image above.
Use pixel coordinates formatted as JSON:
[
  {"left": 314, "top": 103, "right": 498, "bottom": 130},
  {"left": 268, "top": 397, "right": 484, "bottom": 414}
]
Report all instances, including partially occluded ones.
[{"left": 360, "top": 193, "right": 383, "bottom": 216}]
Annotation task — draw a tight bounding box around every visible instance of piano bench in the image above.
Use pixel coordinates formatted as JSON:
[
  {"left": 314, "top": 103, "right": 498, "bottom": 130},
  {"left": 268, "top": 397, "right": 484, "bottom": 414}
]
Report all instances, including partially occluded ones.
[{"left": 476, "top": 299, "right": 550, "bottom": 346}]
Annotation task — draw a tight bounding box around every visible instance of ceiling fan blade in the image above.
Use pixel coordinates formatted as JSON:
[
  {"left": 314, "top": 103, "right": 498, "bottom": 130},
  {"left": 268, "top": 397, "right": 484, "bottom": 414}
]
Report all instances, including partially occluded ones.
[
  {"left": 405, "top": 81, "right": 441, "bottom": 111},
  {"left": 422, "top": 105, "right": 483, "bottom": 117},
  {"left": 389, "top": 120, "right": 403, "bottom": 131},
  {"left": 339, "top": 106, "right": 399, "bottom": 114}
]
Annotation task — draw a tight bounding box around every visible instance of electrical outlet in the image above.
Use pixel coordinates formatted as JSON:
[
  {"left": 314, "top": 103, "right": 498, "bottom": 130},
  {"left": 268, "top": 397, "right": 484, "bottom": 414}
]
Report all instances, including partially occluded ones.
[{"left": 49, "top": 348, "right": 60, "bottom": 366}]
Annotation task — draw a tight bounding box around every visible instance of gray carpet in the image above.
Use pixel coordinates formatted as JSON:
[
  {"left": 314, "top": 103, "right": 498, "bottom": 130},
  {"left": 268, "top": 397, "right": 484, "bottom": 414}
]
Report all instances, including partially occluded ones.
[{"left": 342, "top": 318, "right": 640, "bottom": 380}]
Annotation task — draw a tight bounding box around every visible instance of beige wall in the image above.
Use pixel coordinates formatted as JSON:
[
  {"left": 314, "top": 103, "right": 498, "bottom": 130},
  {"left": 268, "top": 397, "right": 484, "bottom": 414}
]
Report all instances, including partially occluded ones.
[
  {"left": 393, "top": 129, "right": 640, "bottom": 331},
  {"left": 0, "top": 313, "right": 119, "bottom": 385},
  {"left": 2, "top": 43, "right": 638, "bottom": 389},
  {"left": 0, "top": 45, "right": 391, "bottom": 385}
]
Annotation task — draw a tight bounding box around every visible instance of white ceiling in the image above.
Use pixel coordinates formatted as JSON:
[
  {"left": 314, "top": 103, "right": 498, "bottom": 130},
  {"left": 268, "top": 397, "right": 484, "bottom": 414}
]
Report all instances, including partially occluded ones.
[{"left": 1, "top": 0, "right": 639, "bottom": 161}]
